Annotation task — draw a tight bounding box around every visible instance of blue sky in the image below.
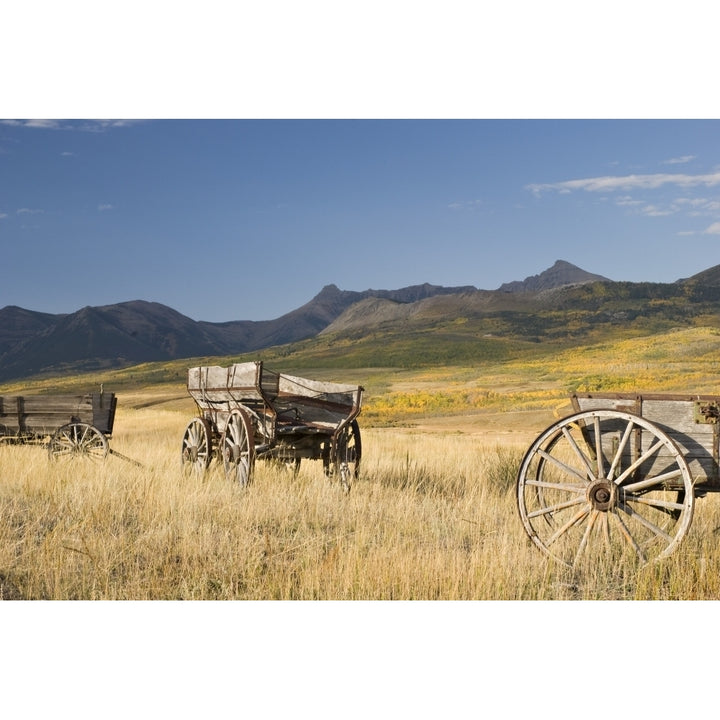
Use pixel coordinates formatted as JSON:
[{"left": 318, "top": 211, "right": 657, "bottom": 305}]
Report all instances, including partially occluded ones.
[
  {"left": 2, "top": 3, "right": 719, "bottom": 323},
  {"left": 2, "top": 119, "right": 719, "bottom": 321}
]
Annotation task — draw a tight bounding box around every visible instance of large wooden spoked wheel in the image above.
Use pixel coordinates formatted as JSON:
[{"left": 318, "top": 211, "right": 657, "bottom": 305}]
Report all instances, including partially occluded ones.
[
  {"left": 517, "top": 409, "right": 695, "bottom": 568},
  {"left": 48, "top": 422, "right": 109, "bottom": 461},
  {"left": 181, "top": 417, "right": 213, "bottom": 475},
  {"left": 221, "top": 409, "right": 255, "bottom": 487},
  {"left": 330, "top": 420, "right": 361, "bottom": 492}
]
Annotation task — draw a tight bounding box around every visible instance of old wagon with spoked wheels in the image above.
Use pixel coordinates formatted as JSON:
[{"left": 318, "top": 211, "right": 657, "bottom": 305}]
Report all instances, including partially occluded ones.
[
  {"left": 0, "top": 390, "right": 118, "bottom": 461},
  {"left": 181, "top": 361, "right": 363, "bottom": 491},
  {"left": 516, "top": 392, "right": 720, "bottom": 568}
]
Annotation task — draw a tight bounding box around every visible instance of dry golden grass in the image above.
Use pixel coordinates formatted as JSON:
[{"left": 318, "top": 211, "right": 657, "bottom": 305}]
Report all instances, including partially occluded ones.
[{"left": 3, "top": 397, "right": 720, "bottom": 601}]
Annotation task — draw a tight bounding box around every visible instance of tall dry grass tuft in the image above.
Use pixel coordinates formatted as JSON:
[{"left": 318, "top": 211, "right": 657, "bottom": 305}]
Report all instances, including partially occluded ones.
[{"left": 2, "top": 405, "right": 720, "bottom": 599}]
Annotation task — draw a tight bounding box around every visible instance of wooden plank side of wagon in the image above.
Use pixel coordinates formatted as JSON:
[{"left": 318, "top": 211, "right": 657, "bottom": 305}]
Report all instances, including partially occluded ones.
[
  {"left": 572, "top": 392, "right": 720, "bottom": 486},
  {"left": 187, "top": 366, "right": 236, "bottom": 409},
  {"left": 227, "top": 362, "right": 268, "bottom": 404},
  {"left": 0, "top": 394, "right": 94, "bottom": 435},
  {"left": 275, "top": 373, "right": 363, "bottom": 430},
  {"left": 92, "top": 393, "right": 117, "bottom": 435}
]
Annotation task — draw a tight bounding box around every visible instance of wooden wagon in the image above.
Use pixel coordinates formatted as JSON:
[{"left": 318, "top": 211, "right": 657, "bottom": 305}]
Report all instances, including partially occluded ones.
[
  {"left": 516, "top": 392, "right": 720, "bottom": 567},
  {"left": 181, "top": 361, "right": 363, "bottom": 490},
  {"left": 0, "top": 391, "right": 117, "bottom": 460}
]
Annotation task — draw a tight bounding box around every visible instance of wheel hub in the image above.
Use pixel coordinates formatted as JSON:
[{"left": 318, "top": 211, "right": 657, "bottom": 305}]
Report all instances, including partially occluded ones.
[
  {"left": 587, "top": 480, "right": 616, "bottom": 511},
  {"left": 223, "top": 443, "right": 240, "bottom": 464}
]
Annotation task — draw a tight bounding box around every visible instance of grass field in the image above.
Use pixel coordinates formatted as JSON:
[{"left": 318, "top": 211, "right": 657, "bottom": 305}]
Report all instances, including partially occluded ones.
[
  {"left": 2, "top": 326, "right": 720, "bottom": 601},
  {"left": 3, "top": 381, "right": 720, "bottom": 600}
]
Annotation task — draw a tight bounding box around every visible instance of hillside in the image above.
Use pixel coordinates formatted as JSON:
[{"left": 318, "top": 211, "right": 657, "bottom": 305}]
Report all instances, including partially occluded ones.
[
  {"left": 311, "top": 272, "right": 720, "bottom": 369},
  {"left": 0, "top": 282, "right": 475, "bottom": 381}
]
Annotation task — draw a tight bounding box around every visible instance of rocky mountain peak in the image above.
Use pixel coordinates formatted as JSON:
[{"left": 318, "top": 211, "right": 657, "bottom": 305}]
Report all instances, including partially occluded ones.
[{"left": 497, "top": 260, "right": 611, "bottom": 292}]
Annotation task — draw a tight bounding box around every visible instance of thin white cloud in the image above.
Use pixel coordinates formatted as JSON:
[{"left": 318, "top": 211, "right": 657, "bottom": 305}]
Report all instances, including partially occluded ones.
[
  {"left": 675, "top": 197, "right": 709, "bottom": 207},
  {"left": 703, "top": 222, "right": 720, "bottom": 235},
  {"left": 615, "top": 195, "right": 643, "bottom": 206},
  {"left": 0, "top": 213, "right": 8, "bottom": 219},
  {"left": 674, "top": 197, "right": 720, "bottom": 215},
  {"left": 448, "top": 199, "right": 485, "bottom": 211},
  {"left": 527, "top": 171, "right": 720, "bottom": 195},
  {"left": 664, "top": 155, "right": 696, "bottom": 165},
  {"left": 98, "top": 204, "right": 114, "bottom": 211},
  {"left": 0, "top": 119, "right": 143, "bottom": 132},
  {"left": 17, "top": 208, "right": 44, "bottom": 215},
  {"left": 0, "top": 119, "right": 61, "bottom": 129},
  {"left": 61, "top": 151, "right": 74, "bottom": 156},
  {"left": 615, "top": 195, "right": 720, "bottom": 218},
  {"left": 641, "top": 204, "right": 673, "bottom": 217},
  {"left": 25, "top": 119, "right": 62, "bottom": 129}
]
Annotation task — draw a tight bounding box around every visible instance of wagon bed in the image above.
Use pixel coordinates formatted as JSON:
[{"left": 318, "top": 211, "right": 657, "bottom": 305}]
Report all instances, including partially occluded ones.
[
  {"left": 0, "top": 391, "right": 118, "bottom": 460},
  {"left": 182, "top": 361, "right": 363, "bottom": 490},
  {"left": 0, "top": 393, "right": 116, "bottom": 437},
  {"left": 516, "top": 390, "right": 720, "bottom": 568}
]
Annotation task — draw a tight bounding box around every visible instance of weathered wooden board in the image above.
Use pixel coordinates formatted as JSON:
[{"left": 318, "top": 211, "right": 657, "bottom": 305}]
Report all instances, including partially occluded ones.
[
  {"left": 0, "top": 393, "right": 116, "bottom": 436},
  {"left": 572, "top": 392, "right": 719, "bottom": 485}
]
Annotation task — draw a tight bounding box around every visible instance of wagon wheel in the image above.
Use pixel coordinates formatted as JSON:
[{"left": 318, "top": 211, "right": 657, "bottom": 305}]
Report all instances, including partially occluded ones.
[
  {"left": 181, "top": 417, "right": 213, "bottom": 475},
  {"left": 221, "top": 409, "right": 255, "bottom": 487},
  {"left": 330, "top": 420, "right": 362, "bottom": 492},
  {"left": 48, "top": 422, "right": 109, "bottom": 461},
  {"left": 516, "top": 409, "right": 694, "bottom": 568}
]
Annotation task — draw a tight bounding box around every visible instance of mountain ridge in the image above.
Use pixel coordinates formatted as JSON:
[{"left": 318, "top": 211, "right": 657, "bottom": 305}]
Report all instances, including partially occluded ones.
[
  {"left": 2, "top": 260, "right": 719, "bottom": 382},
  {"left": 0, "top": 281, "right": 477, "bottom": 380}
]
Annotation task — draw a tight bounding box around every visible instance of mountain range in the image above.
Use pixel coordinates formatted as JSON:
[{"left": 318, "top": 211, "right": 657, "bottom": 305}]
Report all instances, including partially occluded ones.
[{"left": 1, "top": 259, "right": 718, "bottom": 382}]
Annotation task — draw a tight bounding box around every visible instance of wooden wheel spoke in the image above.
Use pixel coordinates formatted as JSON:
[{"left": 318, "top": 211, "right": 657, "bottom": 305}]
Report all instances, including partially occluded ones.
[
  {"left": 78, "top": 424, "right": 90, "bottom": 447},
  {"left": 610, "top": 510, "right": 647, "bottom": 562},
  {"left": 527, "top": 495, "right": 587, "bottom": 519},
  {"left": 537, "top": 448, "right": 589, "bottom": 485},
  {"left": 574, "top": 509, "right": 600, "bottom": 565},
  {"left": 625, "top": 494, "right": 687, "bottom": 513},
  {"left": 593, "top": 416, "right": 604, "bottom": 479},
  {"left": 621, "top": 467, "right": 683, "bottom": 494},
  {"left": 560, "top": 426, "right": 596, "bottom": 481},
  {"left": 601, "top": 512, "right": 611, "bottom": 546},
  {"left": 545, "top": 503, "right": 591, "bottom": 547},
  {"left": 525, "top": 478, "right": 587, "bottom": 493},
  {"left": 613, "top": 439, "right": 667, "bottom": 486},
  {"left": 617, "top": 501, "right": 674, "bottom": 544},
  {"left": 607, "top": 419, "right": 635, "bottom": 481}
]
